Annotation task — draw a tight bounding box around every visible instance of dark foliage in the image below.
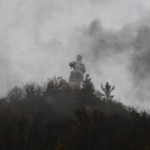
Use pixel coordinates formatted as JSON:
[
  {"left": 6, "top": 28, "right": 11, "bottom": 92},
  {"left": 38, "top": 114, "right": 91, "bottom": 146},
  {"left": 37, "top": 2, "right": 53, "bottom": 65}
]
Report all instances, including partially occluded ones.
[{"left": 0, "top": 76, "right": 150, "bottom": 150}]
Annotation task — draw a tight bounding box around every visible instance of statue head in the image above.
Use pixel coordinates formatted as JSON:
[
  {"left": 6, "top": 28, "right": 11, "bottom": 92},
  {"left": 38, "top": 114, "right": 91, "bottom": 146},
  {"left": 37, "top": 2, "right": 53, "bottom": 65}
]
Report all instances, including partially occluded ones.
[{"left": 77, "top": 55, "right": 82, "bottom": 62}]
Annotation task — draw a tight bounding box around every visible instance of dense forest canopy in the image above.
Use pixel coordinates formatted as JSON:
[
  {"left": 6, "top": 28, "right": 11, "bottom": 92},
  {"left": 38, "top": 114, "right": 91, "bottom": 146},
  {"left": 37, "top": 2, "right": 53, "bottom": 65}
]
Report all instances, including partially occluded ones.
[{"left": 0, "top": 75, "right": 150, "bottom": 150}]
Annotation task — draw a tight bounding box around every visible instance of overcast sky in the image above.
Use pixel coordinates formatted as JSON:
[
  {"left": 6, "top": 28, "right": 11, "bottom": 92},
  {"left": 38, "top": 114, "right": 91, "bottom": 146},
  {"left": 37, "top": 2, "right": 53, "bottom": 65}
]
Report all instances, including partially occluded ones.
[{"left": 1, "top": 0, "right": 150, "bottom": 110}]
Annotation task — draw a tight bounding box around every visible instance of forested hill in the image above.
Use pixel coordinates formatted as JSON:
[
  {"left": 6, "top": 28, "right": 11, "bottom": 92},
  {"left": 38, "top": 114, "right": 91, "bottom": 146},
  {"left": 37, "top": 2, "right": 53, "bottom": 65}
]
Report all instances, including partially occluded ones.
[{"left": 0, "top": 75, "right": 150, "bottom": 150}]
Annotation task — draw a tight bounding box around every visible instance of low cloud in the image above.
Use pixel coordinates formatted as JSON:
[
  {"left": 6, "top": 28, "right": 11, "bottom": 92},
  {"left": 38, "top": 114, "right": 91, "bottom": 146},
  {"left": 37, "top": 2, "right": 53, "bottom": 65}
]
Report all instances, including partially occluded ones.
[
  {"left": 0, "top": 0, "right": 150, "bottom": 110},
  {"left": 75, "top": 19, "right": 150, "bottom": 108}
]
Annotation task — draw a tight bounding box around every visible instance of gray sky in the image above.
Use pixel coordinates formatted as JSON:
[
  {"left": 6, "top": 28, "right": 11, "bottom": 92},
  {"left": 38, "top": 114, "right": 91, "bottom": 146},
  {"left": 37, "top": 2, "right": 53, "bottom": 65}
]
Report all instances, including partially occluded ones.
[{"left": 1, "top": 0, "right": 150, "bottom": 110}]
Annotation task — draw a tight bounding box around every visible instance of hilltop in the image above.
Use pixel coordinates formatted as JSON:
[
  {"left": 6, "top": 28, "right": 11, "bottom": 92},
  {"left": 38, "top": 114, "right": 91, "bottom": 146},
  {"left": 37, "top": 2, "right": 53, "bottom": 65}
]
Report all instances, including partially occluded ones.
[{"left": 0, "top": 75, "right": 150, "bottom": 150}]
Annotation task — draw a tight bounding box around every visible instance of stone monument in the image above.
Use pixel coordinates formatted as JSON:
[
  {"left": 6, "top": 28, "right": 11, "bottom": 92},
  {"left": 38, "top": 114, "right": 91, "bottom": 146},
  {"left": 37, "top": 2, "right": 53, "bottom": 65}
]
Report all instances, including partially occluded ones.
[{"left": 69, "top": 55, "right": 86, "bottom": 89}]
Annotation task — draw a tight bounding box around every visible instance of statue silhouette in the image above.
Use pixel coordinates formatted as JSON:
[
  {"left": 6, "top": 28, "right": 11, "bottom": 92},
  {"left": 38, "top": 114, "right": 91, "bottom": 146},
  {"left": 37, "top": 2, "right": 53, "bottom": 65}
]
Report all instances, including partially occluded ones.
[{"left": 69, "top": 55, "right": 86, "bottom": 89}]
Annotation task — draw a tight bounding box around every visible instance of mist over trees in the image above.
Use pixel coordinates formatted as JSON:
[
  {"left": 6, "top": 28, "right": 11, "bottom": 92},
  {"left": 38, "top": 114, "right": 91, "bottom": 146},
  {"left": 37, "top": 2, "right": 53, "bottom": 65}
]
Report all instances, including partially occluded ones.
[{"left": 0, "top": 75, "right": 150, "bottom": 150}]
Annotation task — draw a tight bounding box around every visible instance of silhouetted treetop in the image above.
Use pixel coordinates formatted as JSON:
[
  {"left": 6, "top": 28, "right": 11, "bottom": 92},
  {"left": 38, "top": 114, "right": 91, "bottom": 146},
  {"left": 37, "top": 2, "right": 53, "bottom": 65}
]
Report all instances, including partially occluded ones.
[{"left": 101, "top": 82, "right": 115, "bottom": 101}]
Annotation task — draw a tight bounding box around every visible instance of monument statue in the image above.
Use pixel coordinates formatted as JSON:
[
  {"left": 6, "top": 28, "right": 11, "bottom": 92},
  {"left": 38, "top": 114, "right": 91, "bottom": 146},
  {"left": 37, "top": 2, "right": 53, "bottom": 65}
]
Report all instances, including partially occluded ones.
[{"left": 69, "top": 55, "right": 86, "bottom": 89}]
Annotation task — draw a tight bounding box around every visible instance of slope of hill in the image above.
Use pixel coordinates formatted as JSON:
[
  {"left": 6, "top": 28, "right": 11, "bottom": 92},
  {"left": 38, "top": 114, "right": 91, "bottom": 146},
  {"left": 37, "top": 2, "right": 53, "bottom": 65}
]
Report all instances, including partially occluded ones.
[{"left": 0, "top": 76, "right": 150, "bottom": 150}]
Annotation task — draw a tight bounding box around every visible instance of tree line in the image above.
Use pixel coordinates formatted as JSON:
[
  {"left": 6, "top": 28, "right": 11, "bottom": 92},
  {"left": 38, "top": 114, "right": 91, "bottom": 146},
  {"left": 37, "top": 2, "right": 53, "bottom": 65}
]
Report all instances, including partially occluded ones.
[{"left": 0, "top": 75, "right": 150, "bottom": 150}]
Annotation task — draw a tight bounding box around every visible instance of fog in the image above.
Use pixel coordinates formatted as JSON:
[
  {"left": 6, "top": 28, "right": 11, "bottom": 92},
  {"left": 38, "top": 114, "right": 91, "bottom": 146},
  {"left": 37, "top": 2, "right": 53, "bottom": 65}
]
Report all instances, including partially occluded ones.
[{"left": 0, "top": 0, "right": 150, "bottom": 110}]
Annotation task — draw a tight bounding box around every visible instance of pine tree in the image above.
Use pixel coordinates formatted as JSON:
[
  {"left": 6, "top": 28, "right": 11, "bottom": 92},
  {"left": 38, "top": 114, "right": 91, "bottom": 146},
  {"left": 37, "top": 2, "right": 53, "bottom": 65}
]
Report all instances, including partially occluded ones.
[
  {"left": 101, "top": 82, "right": 115, "bottom": 101},
  {"left": 81, "top": 74, "right": 95, "bottom": 96}
]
